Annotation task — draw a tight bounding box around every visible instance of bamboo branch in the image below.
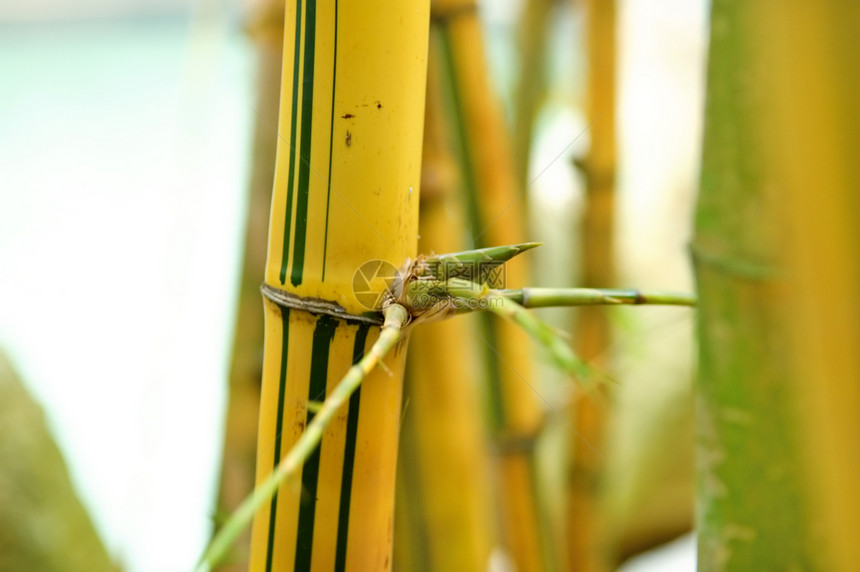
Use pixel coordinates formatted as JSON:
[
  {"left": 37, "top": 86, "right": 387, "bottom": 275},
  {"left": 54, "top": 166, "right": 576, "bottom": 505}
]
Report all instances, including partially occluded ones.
[
  {"left": 501, "top": 287, "right": 696, "bottom": 308},
  {"left": 199, "top": 304, "right": 410, "bottom": 571}
]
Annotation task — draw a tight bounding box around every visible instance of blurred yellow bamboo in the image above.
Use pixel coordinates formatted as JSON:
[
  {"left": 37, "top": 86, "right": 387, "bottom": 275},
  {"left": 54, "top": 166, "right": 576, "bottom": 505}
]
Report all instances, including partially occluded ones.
[
  {"left": 568, "top": 0, "right": 616, "bottom": 570},
  {"left": 248, "top": 2, "right": 429, "bottom": 570},
  {"left": 754, "top": 3, "right": 860, "bottom": 570},
  {"left": 513, "top": 0, "right": 553, "bottom": 192},
  {"left": 394, "top": 36, "right": 497, "bottom": 571},
  {"left": 432, "top": 1, "right": 549, "bottom": 569}
]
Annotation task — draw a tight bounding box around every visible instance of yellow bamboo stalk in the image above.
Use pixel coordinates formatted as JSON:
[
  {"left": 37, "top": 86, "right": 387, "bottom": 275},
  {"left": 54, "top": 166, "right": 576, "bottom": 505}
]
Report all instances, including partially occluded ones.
[
  {"left": 394, "top": 34, "right": 497, "bottom": 571},
  {"left": 513, "top": 0, "right": 553, "bottom": 192},
  {"left": 216, "top": 3, "right": 284, "bottom": 569},
  {"left": 247, "top": 3, "right": 429, "bottom": 570},
  {"left": 752, "top": 3, "right": 860, "bottom": 569},
  {"left": 431, "top": 1, "right": 548, "bottom": 569},
  {"left": 568, "top": 1, "right": 616, "bottom": 570}
]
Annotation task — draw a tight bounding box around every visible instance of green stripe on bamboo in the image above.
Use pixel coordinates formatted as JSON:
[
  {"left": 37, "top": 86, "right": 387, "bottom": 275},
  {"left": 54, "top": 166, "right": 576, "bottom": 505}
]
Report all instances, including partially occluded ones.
[{"left": 279, "top": 0, "right": 305, "bottom": 284}]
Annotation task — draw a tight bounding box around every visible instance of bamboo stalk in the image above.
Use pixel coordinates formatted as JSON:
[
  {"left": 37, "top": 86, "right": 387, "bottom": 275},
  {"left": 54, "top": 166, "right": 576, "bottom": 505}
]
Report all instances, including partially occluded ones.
[
  {"left": 202, "top": 304, "right": 410, "bottom": 570},
  {"left": 513, "top": 0, "right": 554, "bottom": 193},
  {"left": 693, "top": 1, "right": 812, "bottom": 568},
  {"left": 0, "top": 353, "right": 118, "bottom": 572},
  {"left": 239, "top": 3, "right": 430, "bottom": 570},
  {"left": 761, "top": 5, "right": 860, "bottom": 569},
  {"left": 568, "top": 0, "right": 617, "bottom": 569},
  {"left": 432, "top": 1, "right": 551, "bottom": 568},
  {"left": 394, "top": 34, "right": 497, "bottom": 571},
  {"left": 694, "top": 1, "right": 860, "bottom": 569}
]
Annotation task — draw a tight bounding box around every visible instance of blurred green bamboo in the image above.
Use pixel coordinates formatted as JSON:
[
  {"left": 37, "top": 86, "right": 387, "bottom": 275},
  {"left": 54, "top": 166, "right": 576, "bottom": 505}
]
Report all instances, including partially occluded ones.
[
  {"left": 0, "top": 352, "right": 118, "bottom": 572},
  {"left": 691, "top": 1, "right": 860, "bottom": 568}
]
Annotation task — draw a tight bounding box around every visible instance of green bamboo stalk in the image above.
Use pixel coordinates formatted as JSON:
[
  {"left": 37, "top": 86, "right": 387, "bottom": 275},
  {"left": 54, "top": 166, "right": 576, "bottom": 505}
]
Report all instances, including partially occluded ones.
[
  {"left": 692, "top": 1, "right": 818, "bottom": 568},
  {"left": 695, "top": 2, "right": 860, "bottom": 570},
  {"left": 200, "top": 304, "right": 410, "bottom": 570},
  {"left": 0, "top": 352, "right": 118, "bottom": 572}
]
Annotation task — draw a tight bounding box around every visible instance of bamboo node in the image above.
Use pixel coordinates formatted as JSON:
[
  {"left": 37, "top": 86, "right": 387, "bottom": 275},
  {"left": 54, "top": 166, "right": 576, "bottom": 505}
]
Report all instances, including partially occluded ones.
[{"left": 260, "top": 283, "right": 383, "bottom": 325}]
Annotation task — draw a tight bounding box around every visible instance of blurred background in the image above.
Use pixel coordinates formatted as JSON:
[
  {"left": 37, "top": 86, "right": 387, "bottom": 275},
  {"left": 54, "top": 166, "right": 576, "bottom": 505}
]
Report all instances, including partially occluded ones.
[{"left": 0, "top": 0, "right": 707, "bottom": 570}]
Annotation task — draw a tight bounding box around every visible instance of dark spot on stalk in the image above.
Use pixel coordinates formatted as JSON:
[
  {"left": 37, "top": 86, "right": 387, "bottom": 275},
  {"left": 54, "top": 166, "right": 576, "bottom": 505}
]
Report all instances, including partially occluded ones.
[
  {"left": 342, "top": 113, "right": 354, "bottom": 118},
  {"left": 375, "top": 101, "right": 383, "bottom": 109},
  {"left": 345, "top": 130, "right": 352, "bottom": 147}
]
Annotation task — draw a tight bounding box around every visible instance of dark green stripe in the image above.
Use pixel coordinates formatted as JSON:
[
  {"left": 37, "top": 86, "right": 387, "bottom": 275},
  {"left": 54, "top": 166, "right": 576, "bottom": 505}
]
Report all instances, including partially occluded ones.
[
  {"left": 290, "top": 0, "right": 318, "bottom": 287},
  {"left": 279, "top": 0, "right": 305, "bottom": 284},
  {"left": 334, "top": 322, "right": 369, "bottom": 571},
  {"left": 265, "top": 307, "right": 291, "bottom": 572},
  {"left": 321, "top": 0, "right": 338, "bottom": 282},
  {"left": 295, "top": 314, "right": 338, "bottom": 571}
]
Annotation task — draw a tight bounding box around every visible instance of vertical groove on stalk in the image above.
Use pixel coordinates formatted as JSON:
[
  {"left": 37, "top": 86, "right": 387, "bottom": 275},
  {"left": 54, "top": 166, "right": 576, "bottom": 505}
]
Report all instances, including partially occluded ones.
[
  {"left": 279, "top": 0, "right": 305, "bottom": 284},
  {"left": 290, "top": 0, "right": 318, "bottom": 287},
  {"left": 321, "top": 0, "right": 338, "bottom": 282}
]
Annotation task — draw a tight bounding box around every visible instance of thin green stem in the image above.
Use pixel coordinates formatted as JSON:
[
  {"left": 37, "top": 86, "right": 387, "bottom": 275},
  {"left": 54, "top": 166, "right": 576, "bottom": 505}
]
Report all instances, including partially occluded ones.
[
  {"left": 500, "top": 287, "right": 696, "bottom": 308},
  {"left": 197, "top": 304, "right": 410, "bottom": 571}
]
